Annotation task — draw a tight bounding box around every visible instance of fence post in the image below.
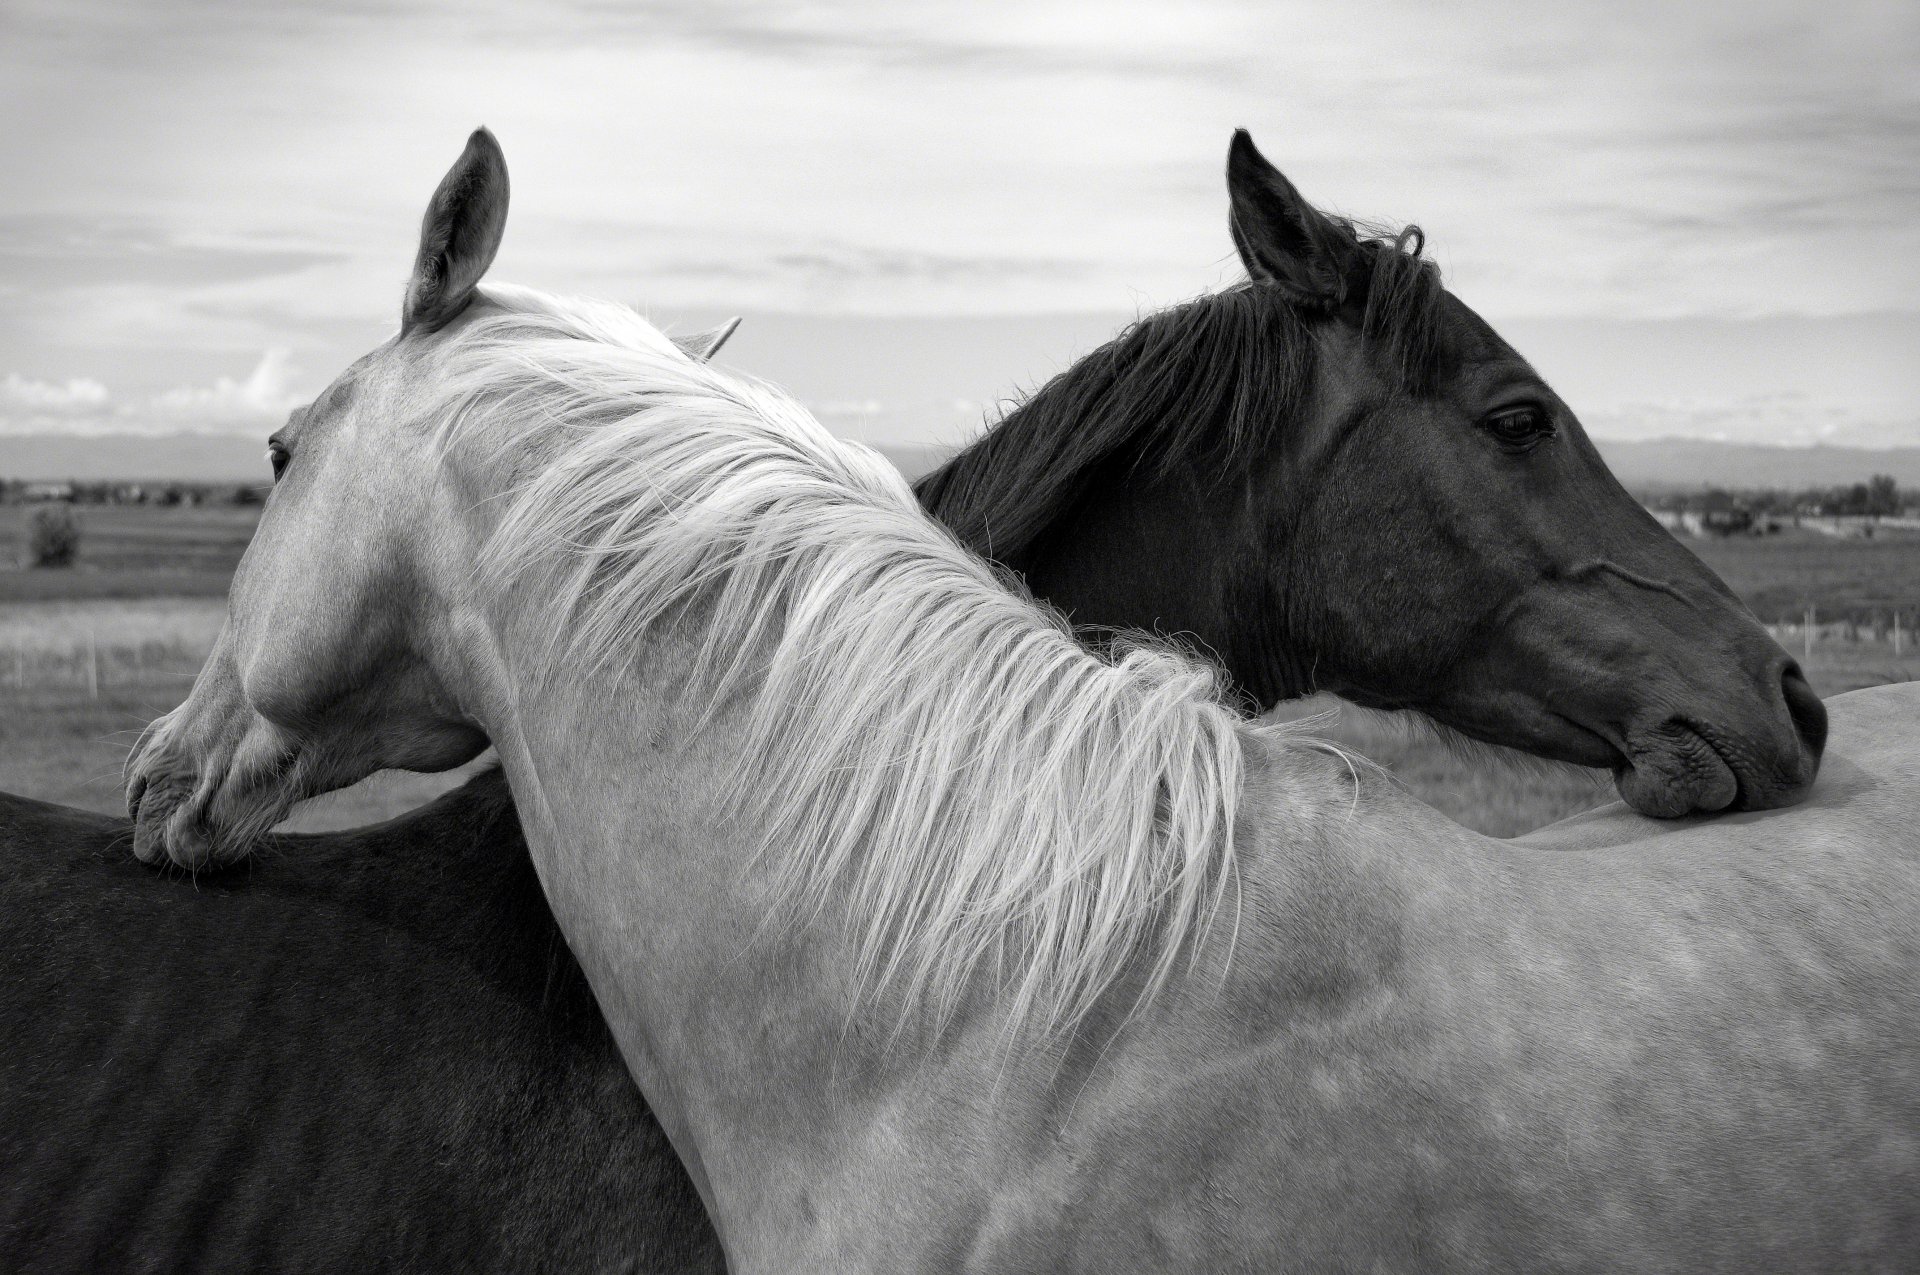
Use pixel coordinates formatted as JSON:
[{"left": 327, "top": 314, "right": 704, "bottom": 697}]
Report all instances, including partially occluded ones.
[
  {"left": 86, "top": 627, "right": 98, "bottom": 702},
  {"left": 1897, "top": 610, "right": 1905, "bottom": 658},
  {"left": 1803, "top": 605, "right": 1815, "bottom": 665}
]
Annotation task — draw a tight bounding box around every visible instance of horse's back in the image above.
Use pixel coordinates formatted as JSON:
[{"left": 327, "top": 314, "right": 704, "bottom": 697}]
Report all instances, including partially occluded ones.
[
  {"left": 0, "top": 779, "right": 719, "bottom": 1275},
  {"left": 0, "top": 790, "right": 127, "bottom": 877},
  {"left": 1525, "top": 680, "right": 1920, "bottom": 854},
  {"left": 1028, "top": 715, "right": 1920, "bottom": 1272}
]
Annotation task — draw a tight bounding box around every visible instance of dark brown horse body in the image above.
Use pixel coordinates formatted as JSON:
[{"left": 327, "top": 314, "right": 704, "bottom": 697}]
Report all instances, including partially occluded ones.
[
  {"left": 0, "top": 779, "right": 711, "bottom": 1274},
  {"left": 5, "top": 134, "right": 1819, "bottom": 1272}
]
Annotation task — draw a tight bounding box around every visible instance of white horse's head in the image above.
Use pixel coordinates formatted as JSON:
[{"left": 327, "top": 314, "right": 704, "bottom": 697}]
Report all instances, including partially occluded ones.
[
  {"left": 128, "top": 131, "right": 751, "bottom": 869},
  {"left": 128, "top": 131, "right": 503, "bottom": 866}
]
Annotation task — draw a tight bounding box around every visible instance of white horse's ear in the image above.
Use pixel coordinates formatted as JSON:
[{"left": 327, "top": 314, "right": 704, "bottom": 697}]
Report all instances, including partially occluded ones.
[
  {"left": 403, "top": 128, "right": 510, "bottom": 334},
  {"left": 672, "top": 316, "right": 741, "bottom": 362}
]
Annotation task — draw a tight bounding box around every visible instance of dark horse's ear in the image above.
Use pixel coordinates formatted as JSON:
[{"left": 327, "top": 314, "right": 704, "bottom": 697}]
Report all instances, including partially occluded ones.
[
  {"left": 672, "top": 316, "right": 741, "bottom": 362},
  {"left": 403, "top": 128, "right": 510, "bottom": 334},
  {"left": 1226, "top": 130, "right": 1351, "bottom": 312}
]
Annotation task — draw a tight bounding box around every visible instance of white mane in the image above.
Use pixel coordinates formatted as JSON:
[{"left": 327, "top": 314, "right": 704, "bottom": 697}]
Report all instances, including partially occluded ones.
[{"left": 437, "top": 283, "right": 1274, "bottom": 1038}]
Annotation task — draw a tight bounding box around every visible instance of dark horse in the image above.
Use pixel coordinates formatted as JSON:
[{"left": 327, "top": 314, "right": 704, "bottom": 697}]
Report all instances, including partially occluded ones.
[{"left": 3, "top": 133, "right": 1820, "bottom": 1273}]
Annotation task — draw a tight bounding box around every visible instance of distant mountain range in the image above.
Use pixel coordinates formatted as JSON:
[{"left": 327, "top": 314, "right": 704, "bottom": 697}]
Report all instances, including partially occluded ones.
[
  {"left": 5, "top": 430, "right": 1920, "bottom": 492},
  {"left": 1597, "top": 439, "right": 1920, "bottom": 491}
]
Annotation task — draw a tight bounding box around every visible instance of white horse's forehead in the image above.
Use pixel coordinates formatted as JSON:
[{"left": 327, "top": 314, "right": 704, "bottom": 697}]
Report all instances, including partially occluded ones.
[
  {"left": 314, "top": 372, "right": 361, "bottom": 414},
  {"left": 298, "top": 339, "right": 431, "bottom": 433}
]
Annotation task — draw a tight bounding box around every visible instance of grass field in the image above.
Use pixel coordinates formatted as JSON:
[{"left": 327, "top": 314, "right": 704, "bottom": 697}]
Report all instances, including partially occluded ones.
[
  {"left": 0, "top": 604, "right": 1613, "bottom": 837},
  {"left": 1, "top": 505, "right": 1915, "bottom": 839},
  {"left": 0, "top": 503, "right": 254, "bottom": 601},
  {"left": 0, "top": 596, "right": 487, "bottom": 831},
  {"left": 1689, "top": 526, "right": 1920, "bottom": 623}
]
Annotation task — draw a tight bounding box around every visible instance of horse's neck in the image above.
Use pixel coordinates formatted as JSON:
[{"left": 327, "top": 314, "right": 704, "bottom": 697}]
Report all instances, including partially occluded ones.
[
  {"left": 923, "top": 418, "right": 1315, "bottom": 707},
  {"left": 460, "top": 614, "right": 907, "bottom": 1242},
  {"left": 1013, "top": 458, "right": 1228, "bottom": 630},
  {"left": 1012, "top": 456, "right": 1311, "bottom": 704},
  {"left": 460, "top": 590, "right": 1433, "bottom": 1264}
]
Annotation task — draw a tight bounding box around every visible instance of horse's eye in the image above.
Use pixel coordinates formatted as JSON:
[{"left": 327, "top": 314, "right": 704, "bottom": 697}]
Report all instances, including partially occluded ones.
[
  {"left": 1482, "top": 406, "right": 1552, "bottom": 451},
  {"left": 267, "top": 441, "right": 291, "bottom": 481}
]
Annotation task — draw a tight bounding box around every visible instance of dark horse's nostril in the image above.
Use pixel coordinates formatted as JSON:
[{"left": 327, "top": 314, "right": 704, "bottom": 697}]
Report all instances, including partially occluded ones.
[{"left": 1781, "top": 663, "right": 1828, "bottom": 763}]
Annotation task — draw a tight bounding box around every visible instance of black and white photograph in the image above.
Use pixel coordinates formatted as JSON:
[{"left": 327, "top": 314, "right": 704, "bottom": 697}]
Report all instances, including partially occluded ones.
[{"left": 2, "top": 1, "right": 1916, "bottom": 1270}]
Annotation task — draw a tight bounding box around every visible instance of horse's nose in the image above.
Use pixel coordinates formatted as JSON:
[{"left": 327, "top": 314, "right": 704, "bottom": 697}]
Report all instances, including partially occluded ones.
[
  {"left": 1781, "top": 662, "right": 1828, "bottom": 761},
  {"left": 1730, "top": 660, "right": 1825, "bottom": 812}
]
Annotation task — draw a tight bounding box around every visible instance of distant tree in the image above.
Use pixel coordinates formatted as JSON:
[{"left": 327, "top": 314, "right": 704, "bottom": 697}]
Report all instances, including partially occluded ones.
[
  {"left": 1696, "top": 487, "right": 1737, "bottom": 515},
  {"left": 1867, "top": 474, "right": 1900, "bottom": 517},
  {"left": 26, "top": 504, "right": 81, "bottom": 568}
]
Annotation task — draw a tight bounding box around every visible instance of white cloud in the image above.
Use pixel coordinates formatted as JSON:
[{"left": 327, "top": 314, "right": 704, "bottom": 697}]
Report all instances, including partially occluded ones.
[
  {"left": 0, "top": 349, "right": 306, "bottom": 436},
  {"left": 2, "top": 1, "right": 1915, "bottom": 445},
  {"left": 5, "top": 0, "right": 1914, "bottom": 328},
  {"left": 1583, "top": 392, "right": 1920, "bottom": 449},
  {"left": 1, "top": 372, "right": 111, "bottom": 416},
  {"left": 147, "top": 347, "right": 304, "bottom": 429}
]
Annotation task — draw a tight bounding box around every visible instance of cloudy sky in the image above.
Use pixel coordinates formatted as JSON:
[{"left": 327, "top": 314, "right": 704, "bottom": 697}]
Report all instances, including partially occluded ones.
[{"left": 1, "top": 0, "right": 1915, "bottom": 453}]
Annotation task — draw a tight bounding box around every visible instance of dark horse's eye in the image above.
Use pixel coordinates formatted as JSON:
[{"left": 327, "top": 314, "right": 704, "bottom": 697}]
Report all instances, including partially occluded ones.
[
  {"left": 266, "top": 440, "right": 291, "bottom": 482},
  {"left": 1482, "top": 406, "right": 1552, "bottom": 451}
]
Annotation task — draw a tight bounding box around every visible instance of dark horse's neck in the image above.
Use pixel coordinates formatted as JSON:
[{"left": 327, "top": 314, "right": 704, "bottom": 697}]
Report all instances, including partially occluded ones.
[{"left": 913, "top": 284, "right": 1318, "bottom": 707}]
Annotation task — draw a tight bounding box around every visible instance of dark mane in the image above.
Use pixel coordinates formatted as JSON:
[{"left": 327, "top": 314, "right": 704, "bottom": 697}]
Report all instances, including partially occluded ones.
[
  {"left": 1350, "top": 226, "right": 1447, "bottom": 392},
  {"left": 914, "top": 226, "right": 1444, "bottom": 563}
]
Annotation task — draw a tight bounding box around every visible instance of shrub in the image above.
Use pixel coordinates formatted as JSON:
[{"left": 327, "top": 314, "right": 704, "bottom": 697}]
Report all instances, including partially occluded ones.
[{"left": 26, "top": 503, "right": 81, "bottom": 568}]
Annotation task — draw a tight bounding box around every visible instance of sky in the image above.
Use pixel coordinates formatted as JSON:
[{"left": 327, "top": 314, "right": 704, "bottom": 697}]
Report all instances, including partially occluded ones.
[{"left": 1, "top": 0, "right": 1915, "bottom": 454}]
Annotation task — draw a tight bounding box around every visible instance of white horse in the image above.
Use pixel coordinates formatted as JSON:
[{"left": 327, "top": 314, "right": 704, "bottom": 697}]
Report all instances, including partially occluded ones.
[{"left": 131, "top": 131, "right": 1920, "bottom": 1272}]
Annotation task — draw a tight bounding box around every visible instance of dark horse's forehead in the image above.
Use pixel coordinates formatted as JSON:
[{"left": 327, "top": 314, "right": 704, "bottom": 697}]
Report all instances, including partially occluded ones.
[{"left": 1439, "top": 292, "right": 1535, "bottom": 377}]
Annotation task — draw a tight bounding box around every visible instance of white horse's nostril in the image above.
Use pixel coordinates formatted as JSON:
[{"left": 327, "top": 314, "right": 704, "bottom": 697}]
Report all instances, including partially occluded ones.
[{"left": 166, "top": 811, "right": 213, "bottom": 869}]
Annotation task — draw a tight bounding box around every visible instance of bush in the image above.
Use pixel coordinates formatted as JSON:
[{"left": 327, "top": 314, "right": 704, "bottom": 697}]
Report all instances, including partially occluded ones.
[{"left": 26, "top": 504, "right": 81, "bottom": 568}]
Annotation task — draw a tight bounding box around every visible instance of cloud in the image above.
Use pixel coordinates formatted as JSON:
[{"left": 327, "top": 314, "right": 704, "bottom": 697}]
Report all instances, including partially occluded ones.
[
  {"left": 1583, "top": 392, "right": 1920, "bottom": 449},
  {"left": 148, "top": 347, "right": 304, "bottom": 429},
  {"left": 1, "top": 372, "right": 111, "bottom": 417},
  {"left": 536, "top": 0, "right": 1256, "bottom": 82},
  {"left": 2, "top": 0, "right": 1916, "bottom": 451},
  {"left": 0, "top": 349, "right": 305, "bottom": 436},
  {"left": 0, "top": 213, "right": 345, "bottom": 289}
]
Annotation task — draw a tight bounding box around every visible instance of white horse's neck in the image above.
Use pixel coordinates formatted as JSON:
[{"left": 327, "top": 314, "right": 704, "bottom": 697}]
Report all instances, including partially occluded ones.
[
  {"left": 454, "top": 558, "right": 1412, "bottom": 1272},
  {"left": 413, "top": 323, "right": 1387, "bottom": 1266},
  {"left": 463, "top": 608, "right": 955, "bottom": 1262}
]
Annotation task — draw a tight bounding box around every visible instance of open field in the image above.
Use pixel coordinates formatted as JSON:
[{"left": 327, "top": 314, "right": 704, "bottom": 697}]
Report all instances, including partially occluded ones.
[
  {"left": 0, "top": 504, "right": 255, "bottom": 601},
  {"left": 1, "top": 505, "right": 1916, "bottom": 837},
  {"left": 0, "top": 604, "right": 1609, "bottom": 837},
  {"left": 1688, "top": 525, "right": 1920, "bottom": 623},
  {"left": 3, "top": 597, "right": 1911, "bottom": 840},
  {"left": 10, "top": 504, "right": 1920, "bottom": 618},
  {"left": 0, "top": 597, "right": 484, "bottom": 832}
]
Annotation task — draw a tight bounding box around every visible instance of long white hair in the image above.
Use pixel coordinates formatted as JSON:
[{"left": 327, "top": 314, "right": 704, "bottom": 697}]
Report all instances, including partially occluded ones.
[{"left": 435, "top": 284, "right": 1290, "bottom": 1039}]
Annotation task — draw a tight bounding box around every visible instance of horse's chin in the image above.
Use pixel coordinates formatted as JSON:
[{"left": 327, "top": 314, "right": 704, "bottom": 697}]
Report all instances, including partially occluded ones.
[
  {"left": 129, "top": 775, "right": 279, "bottom": 872},
  {"left": 1611, "top": 726, "right": 1740, "bottom": 819}
]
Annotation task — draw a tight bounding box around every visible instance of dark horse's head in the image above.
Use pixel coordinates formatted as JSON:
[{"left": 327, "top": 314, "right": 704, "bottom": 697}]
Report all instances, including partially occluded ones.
[{"left": 918, "top": 130, "right": 1823, "bottom": 818}]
